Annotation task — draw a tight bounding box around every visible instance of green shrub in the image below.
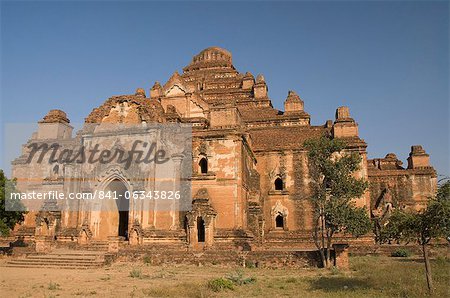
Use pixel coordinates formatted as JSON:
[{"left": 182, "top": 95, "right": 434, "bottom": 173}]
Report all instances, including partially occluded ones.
[
  {"left": 226, "top": 269, "right": 256, "bottom": 285},
  {"left": 207, "top": 278, "right": 234, "bottom": 292},
  {"left": 151, "top": 269, "right": 176, "bottom": 279},
  {"left": 245, "top": 260, "right": 256, "bottom": 268},
  {"left": 434, "top": 255, "right": 448, "bottom": 266},
  {"left": 330, "top": 266, "right": 340, "bottom": 275},
  {"left": 286, "top": 277, "right": 297, "bottom": 283},
  {"left": 47, "top": 282, "right": 60, "bottom": 290},
  {"left": 391, "top": 248, "right": 411, "bottom": 258},
  {"left": 143, "top": 255, "right": 151, "bottom": 264},
  {"left": 129, "top": 268, "right": 143, "bottom": 278}
]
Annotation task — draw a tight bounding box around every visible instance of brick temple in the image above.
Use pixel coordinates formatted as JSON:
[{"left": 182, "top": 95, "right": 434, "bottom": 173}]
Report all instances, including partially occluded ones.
[{"left": 11, "top": 47, "right": 437, "bottom": 258}]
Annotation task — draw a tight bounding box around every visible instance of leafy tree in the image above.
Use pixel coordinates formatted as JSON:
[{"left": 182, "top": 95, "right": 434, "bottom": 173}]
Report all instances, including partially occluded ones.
[
  {"left": 304, "top": 136, "right": 371, "bottom": 268},
  {"left": 0, "top": 169, "right": 27, "bottom": 236},
  {"left": 381, "top": 178, "right": 450, "bottom": 294}
]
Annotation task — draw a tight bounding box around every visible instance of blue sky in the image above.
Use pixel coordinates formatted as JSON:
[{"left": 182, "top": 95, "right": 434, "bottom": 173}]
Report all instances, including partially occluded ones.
[{"left": 1, "top": 1, "right": 449, "bottom": 177}]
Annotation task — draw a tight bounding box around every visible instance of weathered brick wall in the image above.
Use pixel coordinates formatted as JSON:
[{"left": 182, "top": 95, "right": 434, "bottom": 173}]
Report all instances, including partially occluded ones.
[
  {"left": 368, "top": 170, "right": 437, "bottom": 210},
  {"left": 115, "top": 246, "right": 322, "bottom": 268}
]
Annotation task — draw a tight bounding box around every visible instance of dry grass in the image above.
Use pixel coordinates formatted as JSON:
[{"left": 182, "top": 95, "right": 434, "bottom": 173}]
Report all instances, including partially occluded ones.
[{"left": 0, "top": 255, "right": 448, "bottom": 297}]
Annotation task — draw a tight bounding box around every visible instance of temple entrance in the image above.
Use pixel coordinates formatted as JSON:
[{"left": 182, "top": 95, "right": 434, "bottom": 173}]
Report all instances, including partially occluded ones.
[
  {"left": 118, "top": 210, "right": 129, "bottom": 239},
  {"left": 197, "top": 217, "right": 205, "bottom": 242},
  {"left": 106, "top": 179, "right": 129, "bottom": 239}
]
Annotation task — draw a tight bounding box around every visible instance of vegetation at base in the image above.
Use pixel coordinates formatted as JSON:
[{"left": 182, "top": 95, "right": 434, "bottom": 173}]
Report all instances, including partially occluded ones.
[
  {"left": 391, "top": 248, "right": 411, "bottom": 258},
  {"left": 143, "top": 255, "right": 151, "bottom": 264},
  {"left": 0, "top": 169, "right": 27, "bottom": 236},
  {"left": 129, "top": 268, "right": 143, "bottom": 278},
  {"left": 4, "top": 255, "right": 449, "bottom": 297},
  {"left": 245, "top": 256, "right": 449, "bottom": 297},
  {"left": 380, "top": 179, "right": 450, "bottom": 294},
  {"left": 47, "top": 282, "right": 60, "bottom": 290},
  {"left": 207, "top": 269, "right": 256, "bottom": 292},
  {"left": 304, "top": 136, "right": 372, "bottom": 268},
  {"left": 207, "top": 277, "right": 235, "bottom": 292},
  {"left": 330, "top": 266, "right": 341, "bottom": 275},
  {"left": 226, "top": 269, "right": 256, "bottom": 285},
  {"left": 245, "top": 259, "right": 256, "bottom": 268}
]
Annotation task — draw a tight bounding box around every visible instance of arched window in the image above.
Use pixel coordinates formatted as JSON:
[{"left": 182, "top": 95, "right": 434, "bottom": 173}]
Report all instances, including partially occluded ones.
[
  {"left": 275, "top": 213, "right": 284, "bottom": 229},
  {"left": 197, "top": 217, "right": 205, "bottom": 242},
  {"left": 199, "top": 157, "right": 208, "bottom": 174},
  {"left": 274, "top": 177, "right": 283, "bottom": 190}
]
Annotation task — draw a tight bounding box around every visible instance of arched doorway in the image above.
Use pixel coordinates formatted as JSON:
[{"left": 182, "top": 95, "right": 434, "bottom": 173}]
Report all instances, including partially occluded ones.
[
  {"left": 197, "top": 217, "right": 205, "bottom": 242},
  {"left": 106, "top": 179, "right": 129, "bottom": 239}
]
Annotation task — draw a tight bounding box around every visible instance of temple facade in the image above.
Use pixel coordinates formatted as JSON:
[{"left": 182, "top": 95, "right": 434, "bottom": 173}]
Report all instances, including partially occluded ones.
[{"left": 11, "top": 47, "right": 437, "bottom": 252}]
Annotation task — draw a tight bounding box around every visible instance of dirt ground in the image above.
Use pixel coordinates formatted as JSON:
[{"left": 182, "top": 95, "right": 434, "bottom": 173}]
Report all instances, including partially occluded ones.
[{"left": 0, "top": 255, "right": 449, "bottom": 298}]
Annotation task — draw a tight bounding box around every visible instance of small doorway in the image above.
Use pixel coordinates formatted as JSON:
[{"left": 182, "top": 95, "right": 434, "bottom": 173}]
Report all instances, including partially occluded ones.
[
  {"left": 118, "top": 210, "right": 129, "bottom": 239},
  {"left": 197, "top": 217, "right": 205, "bottom": 242},
  {"left": 107, "top": 179, "right": 129, "bottom": 239},
  {"left": 199, "top": 157, "right": 208, "bottom": 174}
]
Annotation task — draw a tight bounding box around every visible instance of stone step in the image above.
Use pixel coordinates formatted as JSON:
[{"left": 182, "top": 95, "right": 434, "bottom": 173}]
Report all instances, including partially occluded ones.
[
  {"left": 4, "top": 264, "right": 102, "bottom": 269},
  {"left": 28, "top": 254, "right": 103, "bottom": 260},
  {"left": 6, "top": 261, "right": 104, "bottom": 267},
  {"left": 50, "top": 250, "right": 105, "bottom": 254},
  {"left": 77, "top": 246, "right": 109, "bottom": 251},
  {"left": 8, "top": 257, "right": 104, "bottom": 263},
  {"left": 25, "top": 256, "right": 100, "bottom": 262},
  {"left": 11, "top": 255, "right": 104, "bottom": 262},
  {"left": 3, "top": 249, "right": 108, "bottom": 269},
  {"left": 5, "top": 260, "right": 104, "bottom": 269}
]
